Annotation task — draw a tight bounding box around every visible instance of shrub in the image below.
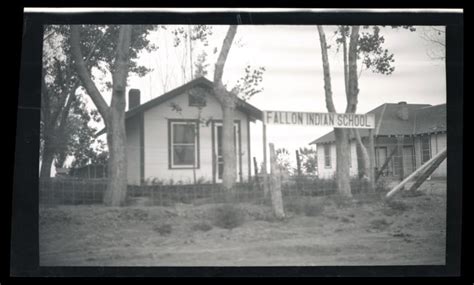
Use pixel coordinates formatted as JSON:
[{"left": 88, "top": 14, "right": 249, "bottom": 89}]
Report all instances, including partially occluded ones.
[
  {"left": 213, "top": 204, "right": 245, "bottom": 229},
  {"left": 192, "top": 222, "right": 213, "bottom": 232},
  {"left": 153, "top": 223, "right": 172, "bottom": 235}
]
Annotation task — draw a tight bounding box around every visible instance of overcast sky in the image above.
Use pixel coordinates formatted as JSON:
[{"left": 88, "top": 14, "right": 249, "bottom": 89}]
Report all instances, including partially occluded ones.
[{"left": 117, "top": 25, "right": 446, "bottom": 168}]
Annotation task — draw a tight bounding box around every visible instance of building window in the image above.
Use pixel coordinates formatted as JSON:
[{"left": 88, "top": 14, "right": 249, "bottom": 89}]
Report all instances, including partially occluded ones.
[
  {"left": 324, "top": 144, "right": 331, "bottom": 168},
  {"left": 421, "top": 135, "right": 431, "bottom": 164},
  {"left": 188, "top": 87, "right": 207, "bottom": 107},
  {"left": 169, "top": 120, "right": 199, "bottom": 168}
]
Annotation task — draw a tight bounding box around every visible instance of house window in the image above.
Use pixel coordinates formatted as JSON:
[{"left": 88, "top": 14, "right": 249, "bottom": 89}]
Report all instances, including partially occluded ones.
[
  {"left": 188, "top": 88, "right": 207, "bottom": 107},
  {"left": 169, "top": 120, "right": 199, "bottom": 168},
  {"left": 421, "top": 135, "right": 431, "bottom": 164},
  {"left": 324, "top": 144, "right": 331, "bottom": 168}
]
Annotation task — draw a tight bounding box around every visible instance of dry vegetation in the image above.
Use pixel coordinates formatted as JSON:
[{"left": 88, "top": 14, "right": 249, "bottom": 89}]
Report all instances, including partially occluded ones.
[{"left": 39, "top": 180, "right": 446, "bottom": 266}]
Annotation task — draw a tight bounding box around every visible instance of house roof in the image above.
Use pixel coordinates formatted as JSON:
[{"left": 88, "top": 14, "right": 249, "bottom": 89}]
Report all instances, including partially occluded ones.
[
  {"left": 309, "top": 102, "right": 446, "bottom": 145},
  {"left": 97, "top": 77, "right": 263, "bottom": 136}
]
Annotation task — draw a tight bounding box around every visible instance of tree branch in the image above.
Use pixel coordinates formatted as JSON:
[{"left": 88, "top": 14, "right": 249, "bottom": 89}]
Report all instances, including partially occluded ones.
[
  {"left": 341, "top": 26, "right": 349, "bottom": 102},
  {"left": 110, "top": 25, "right": 133, "bottom": 112},
  {"left": 317, "top": 26, "right": 336, "bottom": 113},
  {"left": 345, "top": 26, "right": 360, "bottom": 114},
  {"left": 70, "top": 25, "right": 110, "bottom": 118},
  {"left": 213, "top": 25, "right": 238, "bottom": 104}
]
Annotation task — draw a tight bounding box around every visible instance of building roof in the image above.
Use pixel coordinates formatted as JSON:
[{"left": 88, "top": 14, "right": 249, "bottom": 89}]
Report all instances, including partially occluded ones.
[
  {"left": 309, "top": 102, "right": 446, "bottom": 145},
  {"left": 413, "top": 104, "right": 447, "bottom": 135},
  {"left": 97, "top": 77, "right": 263, "bottom": 136}
]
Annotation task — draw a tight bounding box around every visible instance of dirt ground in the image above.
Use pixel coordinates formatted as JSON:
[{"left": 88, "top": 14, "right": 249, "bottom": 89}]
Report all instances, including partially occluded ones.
[{"left": 39, "top": 180, "right": 446, "bottom": 266}]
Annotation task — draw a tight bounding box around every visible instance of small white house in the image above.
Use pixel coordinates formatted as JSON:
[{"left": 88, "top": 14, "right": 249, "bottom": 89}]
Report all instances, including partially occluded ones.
[{"left": 119, "top": 77, "right": 263, "bottom": 185}]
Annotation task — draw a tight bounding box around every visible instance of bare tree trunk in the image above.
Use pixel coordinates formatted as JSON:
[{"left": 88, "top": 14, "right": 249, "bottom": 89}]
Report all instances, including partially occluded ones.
[
  {"left": 213, "top": 25, "right": 238, "bottom": 193},
  {"left": 334, "top": 128, "right": 352, "bottom": 197},
  {"left": 353, "top": 129, "right": 370, "bottom": 177},
  {"left": 71, "top": 25, "right": 132, "bottom": 206},
  {"left": 40, "top": 142, "right": 55, "bottom": 178},
  {"left": 317, "top": 25, "right": 352, "bottom": 197},
  {"left": 103, "top": 110, "right": 128, "bottom": 206}
]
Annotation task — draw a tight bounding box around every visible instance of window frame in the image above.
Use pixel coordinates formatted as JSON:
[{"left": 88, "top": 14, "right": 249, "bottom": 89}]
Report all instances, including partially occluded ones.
[
  {"left": 421, "top": 135, "right": 431, "bottom": 164},
  {"left": 168, "top": 119, "right": 200, "bottom": 169},
  {"left": 323, "top": 144, "right": 331, "bottom": 168},
  {"left": 188, "top": 87, "right": 207, "bottom": 107}
]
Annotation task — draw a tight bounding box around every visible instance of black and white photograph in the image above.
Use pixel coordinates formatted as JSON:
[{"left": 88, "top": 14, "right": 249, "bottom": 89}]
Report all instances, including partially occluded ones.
[{"left": 10, "top": 7, "right": 464, "bottom": 276}]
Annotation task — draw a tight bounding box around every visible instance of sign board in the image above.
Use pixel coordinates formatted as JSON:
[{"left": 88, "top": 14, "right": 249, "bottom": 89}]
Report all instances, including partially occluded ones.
[{"left": 263, "top": 110, "right": 375, "bottom": 129}]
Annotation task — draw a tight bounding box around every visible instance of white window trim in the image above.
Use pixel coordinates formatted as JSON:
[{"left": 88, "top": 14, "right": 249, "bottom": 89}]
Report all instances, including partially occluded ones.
[{"left": 170, "top": 121, "right": 199, "bottom": 169}]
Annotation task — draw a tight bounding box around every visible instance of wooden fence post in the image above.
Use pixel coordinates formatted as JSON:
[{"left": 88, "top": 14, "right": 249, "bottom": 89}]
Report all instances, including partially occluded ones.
[
  {"left": 253, "top": 157, "right": 260, "bottom": 190},
  {"left": 295, "top": 150, "right": 302, "bottom": 192},
  {"left": 269, "top": 143, "right": 286, "bottom": 219},
  {"left": 407, "top": 149, "right": 447, "bottom": 192}
]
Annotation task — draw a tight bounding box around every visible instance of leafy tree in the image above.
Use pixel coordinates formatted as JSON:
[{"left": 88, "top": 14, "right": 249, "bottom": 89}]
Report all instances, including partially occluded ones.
[
  {"left": 193, "top": 50, "right": 209, "bottom": 78},
  {"left": 419, "top": 26, "right": 445, "bottom": 60},
  {"left": 317, "top": 25, "right": 414, "bottom": 197},
  {"left": 70, "top": 25, "right": 156, "bottom": 206},
  {"left": 231, "top": 65, "right": 266, "bottom": 101}
]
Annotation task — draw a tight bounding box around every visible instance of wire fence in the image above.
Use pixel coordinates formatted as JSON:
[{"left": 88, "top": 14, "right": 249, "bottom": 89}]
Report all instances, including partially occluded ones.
[{"left": 39, "top": 174, "right": 401, "bottom": 207}]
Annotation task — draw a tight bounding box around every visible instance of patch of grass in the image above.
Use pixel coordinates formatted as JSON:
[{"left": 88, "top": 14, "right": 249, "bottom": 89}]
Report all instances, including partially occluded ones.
[
  {"left": 153, "top": 223, "right": 172, "bottom": 235},
  {"left": 213, "top": 204, "right": 245, "bottom": 229},
  {"left": 340, "top": 217, "right": 352, "bottom": 223},
  {"left": 192, "top": 222, "right": 213, "bottom": 232},
  {"left": 285, "top": 200, "right": 324, "bottom": 217},
  {"left": 369, "top": 218, "right": 392, "bottom": 231},
  {"left": 329, "top": 194, "right": 353, "bottom": 208},
  {"left": 118, "top": 208, "right": 149, "bottom": 221},
  {"left": 401, "top": 190, "right": 425, "bottom": 198},
  {"left": 385, "top": 199, "right": 412, "bottom": 212}
]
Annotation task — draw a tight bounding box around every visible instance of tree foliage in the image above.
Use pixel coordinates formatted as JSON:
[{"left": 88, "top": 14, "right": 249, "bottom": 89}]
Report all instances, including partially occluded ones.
[
  {"left": 231, "top": 65, "right": 266, "bottom": 101},
  {"left": 334, "top": 26, "right": 416, "bottom": 76},
  {"left": 41, "top": 25, "right": 157, "bottom": 176},
  {"left": 275, "top": 148, "right": 292, "bottom": 174},
  {"left": 298, "top": 147, "right": 318, "bottom": 175}
]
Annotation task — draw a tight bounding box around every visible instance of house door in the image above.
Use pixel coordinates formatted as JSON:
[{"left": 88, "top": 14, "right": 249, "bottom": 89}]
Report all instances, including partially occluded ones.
[
  {"left": 214, "top": 123, "right": 241, "bottom": 183},
  {"left": 375, "top": 147, "right": 388, "bottom": 176},
  {"left": 402, "top": 146, "right": 415, "bottom": 176}
]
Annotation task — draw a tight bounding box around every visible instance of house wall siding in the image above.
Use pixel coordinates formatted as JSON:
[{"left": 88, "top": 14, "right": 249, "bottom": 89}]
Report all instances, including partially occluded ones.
[
  {"left": 141, "top": 89, "right": 250, "bottom": 184},
  {"left": 317, "top": 141, "right": 358, "bottom": 179},
  {"left": 431, "top": 132, "right": 447, "bottom": 177}
]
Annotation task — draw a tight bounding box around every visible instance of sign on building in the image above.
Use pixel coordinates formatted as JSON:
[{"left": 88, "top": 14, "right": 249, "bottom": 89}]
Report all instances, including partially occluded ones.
[{"left": 263, "top": 111, "right": 375, "bottom": 129}]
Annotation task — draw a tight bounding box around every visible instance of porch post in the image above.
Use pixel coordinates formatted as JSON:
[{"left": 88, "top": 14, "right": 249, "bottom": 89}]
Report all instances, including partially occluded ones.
[
  {"left": 368, "top": 129, "right": 376, "bottom": 192},
  {"left": 397, "top": 135, "right": 405, "bottom": 182},
  {"left": 262, "top": 123, "right": 269, "bottom": 198}
]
